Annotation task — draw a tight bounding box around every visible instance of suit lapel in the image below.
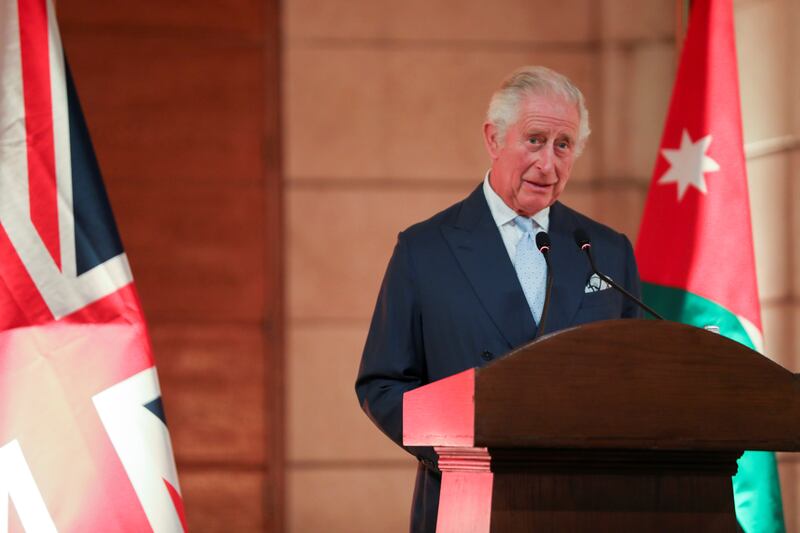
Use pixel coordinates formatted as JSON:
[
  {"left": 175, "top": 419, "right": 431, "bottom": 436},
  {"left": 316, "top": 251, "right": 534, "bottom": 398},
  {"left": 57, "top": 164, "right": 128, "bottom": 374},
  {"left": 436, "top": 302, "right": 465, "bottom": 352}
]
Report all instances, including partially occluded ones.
[
  {"left": 543, "top": 202, "right": 589, "bottom": 333},
  {"left": 441, "top": 185, "right": 535, "bottom": 348}
]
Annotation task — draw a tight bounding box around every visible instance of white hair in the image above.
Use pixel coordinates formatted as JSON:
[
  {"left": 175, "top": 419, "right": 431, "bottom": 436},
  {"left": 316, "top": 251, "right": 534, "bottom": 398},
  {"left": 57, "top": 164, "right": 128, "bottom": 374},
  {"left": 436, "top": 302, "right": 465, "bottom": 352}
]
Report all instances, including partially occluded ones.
[{"left": 487, "top": 66, "right": 591, "bottom": 156}]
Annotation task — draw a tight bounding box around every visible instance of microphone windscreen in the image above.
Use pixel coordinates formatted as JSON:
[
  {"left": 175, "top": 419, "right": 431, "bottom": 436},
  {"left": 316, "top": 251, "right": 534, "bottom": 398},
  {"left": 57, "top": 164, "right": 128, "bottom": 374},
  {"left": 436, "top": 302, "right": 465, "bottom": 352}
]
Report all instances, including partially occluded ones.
[
  {"left": 535, "top": 231, "right": 551, "bottom": 252},
  {"left": 573, "top": 228, "right": 591, "bottom": 248}
]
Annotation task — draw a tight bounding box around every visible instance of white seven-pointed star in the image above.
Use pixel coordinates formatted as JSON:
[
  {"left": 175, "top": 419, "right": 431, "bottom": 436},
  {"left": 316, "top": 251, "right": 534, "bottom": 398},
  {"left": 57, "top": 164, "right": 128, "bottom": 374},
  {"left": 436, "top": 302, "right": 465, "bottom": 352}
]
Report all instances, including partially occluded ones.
[{"left": 658, "top": 129, "right": 721, "bottom": 200}]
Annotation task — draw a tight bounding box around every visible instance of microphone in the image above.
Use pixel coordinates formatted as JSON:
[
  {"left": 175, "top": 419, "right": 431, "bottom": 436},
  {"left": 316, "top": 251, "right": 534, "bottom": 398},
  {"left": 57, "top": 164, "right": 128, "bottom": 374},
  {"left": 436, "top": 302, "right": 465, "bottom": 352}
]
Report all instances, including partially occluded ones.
[
  {"left": 535, "top": 231, "right": 554, "bottom": 337},
  {"left": 573, "top": 229, "right": 664, "bottom": 320}
]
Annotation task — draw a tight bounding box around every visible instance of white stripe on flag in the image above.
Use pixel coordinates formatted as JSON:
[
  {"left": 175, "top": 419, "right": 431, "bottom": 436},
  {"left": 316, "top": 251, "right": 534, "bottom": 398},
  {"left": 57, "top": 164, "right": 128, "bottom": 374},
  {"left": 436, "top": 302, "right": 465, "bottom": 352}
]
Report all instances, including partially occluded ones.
[
  {"left": 737, "top": 314, "right": 764, "bottom": 355},
  {"left": 47, "top": 0, "right": 77, "bottom": 279}
]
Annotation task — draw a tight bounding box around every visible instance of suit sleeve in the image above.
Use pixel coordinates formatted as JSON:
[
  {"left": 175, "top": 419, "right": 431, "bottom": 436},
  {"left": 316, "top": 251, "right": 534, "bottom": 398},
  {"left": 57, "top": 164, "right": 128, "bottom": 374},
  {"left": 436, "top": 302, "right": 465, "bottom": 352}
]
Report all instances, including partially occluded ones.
[
  {"left": 355, "top": 232, "right": 437, "bottom": 464},
  {"left": 621, "top": 234, "right": 643, "bottom": 319}
]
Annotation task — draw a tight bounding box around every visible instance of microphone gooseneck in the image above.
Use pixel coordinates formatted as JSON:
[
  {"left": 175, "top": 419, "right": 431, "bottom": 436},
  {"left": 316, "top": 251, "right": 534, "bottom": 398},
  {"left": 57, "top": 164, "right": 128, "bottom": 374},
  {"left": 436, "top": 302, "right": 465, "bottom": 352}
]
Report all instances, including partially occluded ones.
[
  {"left": 572, "top": 229, "right": 665, "bottom": 320},
  {"left": 535, "top": 231, "right": 554, "bottom": 337}
]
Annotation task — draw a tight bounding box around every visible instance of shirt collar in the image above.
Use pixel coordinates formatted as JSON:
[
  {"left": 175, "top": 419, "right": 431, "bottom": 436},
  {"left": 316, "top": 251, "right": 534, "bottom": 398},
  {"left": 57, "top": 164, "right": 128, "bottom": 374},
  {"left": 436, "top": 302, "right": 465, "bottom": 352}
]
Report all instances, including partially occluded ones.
[{"left": 482, "top": 171, "right": 550, "bottom": 232}]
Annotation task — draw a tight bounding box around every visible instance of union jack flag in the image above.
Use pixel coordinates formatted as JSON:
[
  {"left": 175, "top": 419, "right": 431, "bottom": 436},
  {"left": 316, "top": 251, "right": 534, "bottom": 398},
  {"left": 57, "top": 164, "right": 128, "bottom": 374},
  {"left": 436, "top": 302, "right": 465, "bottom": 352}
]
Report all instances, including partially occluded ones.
[{"left": 0, "top": 0, "right": 186, "bottom": 531}]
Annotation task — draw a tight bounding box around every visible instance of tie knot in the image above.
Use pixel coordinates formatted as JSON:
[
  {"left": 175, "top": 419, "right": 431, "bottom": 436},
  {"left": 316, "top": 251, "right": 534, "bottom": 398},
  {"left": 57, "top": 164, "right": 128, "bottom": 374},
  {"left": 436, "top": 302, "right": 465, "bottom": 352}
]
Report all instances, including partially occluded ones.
[{"left": 515, "top": 215, "right": 535, "bottom": 234}]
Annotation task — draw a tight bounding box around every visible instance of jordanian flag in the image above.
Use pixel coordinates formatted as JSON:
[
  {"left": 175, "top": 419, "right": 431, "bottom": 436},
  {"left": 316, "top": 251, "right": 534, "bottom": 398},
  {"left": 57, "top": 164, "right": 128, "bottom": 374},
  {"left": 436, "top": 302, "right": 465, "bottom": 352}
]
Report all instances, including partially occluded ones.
[{"left": 635, "top": 0, "right": 785, "bottom": 531}]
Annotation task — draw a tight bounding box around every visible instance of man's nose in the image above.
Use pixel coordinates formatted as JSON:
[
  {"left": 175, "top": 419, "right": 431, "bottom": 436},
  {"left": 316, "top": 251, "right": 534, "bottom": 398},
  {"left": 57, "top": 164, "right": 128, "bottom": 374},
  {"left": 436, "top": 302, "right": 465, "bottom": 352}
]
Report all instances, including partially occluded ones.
[{"left": 535, "top": 144, "right": 555, "bottom": 173}]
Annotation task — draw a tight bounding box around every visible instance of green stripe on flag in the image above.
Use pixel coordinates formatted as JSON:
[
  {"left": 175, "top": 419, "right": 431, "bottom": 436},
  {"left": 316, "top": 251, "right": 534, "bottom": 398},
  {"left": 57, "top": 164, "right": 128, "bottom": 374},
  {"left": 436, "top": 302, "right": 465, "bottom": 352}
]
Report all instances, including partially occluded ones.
[
  {"left": 641, "top": 283, "right": 753, "bottom": 348},
  {"left": 735, "top": 452, "right": 786, "bottom": 533},
  {"left": 642, "top": 282, "right": 786, "bottom": 532}
]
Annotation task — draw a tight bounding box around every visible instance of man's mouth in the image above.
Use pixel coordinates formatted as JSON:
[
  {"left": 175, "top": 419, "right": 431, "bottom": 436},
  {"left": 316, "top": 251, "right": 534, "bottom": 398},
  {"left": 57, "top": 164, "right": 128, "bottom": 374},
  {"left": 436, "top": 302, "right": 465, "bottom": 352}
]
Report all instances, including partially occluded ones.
[{"left": 523, "top": 180, "right": 555, "bottom": 190}]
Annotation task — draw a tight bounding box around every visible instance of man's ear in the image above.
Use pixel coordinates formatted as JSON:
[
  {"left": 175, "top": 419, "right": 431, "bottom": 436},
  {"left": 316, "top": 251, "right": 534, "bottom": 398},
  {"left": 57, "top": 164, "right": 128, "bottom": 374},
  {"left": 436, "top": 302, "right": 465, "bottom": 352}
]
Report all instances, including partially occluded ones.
[{"left": 482, "top": 122, "right": 501, "bottom": 159}]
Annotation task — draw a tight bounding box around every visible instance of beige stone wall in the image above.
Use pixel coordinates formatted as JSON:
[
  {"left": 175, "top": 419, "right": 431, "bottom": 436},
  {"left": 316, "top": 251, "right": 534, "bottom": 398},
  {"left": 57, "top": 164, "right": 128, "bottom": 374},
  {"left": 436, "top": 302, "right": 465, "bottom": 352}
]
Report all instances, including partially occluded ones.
[{"left": 283, "top": 0, "right": 798, "bottom": 530}]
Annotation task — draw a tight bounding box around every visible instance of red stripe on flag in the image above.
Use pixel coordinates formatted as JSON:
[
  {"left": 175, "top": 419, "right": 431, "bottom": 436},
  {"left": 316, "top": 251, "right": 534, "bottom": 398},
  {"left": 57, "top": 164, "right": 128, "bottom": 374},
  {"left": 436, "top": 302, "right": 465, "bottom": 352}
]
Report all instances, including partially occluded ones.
[
  {"left": 164, "top": 479, "right": 188, "bottom": 533},
  {"left": 0, "top": 221, "right": 53, "bottom": 329},
  {"left": 17, "top": 0, "right": 61, "bottom": 270}
]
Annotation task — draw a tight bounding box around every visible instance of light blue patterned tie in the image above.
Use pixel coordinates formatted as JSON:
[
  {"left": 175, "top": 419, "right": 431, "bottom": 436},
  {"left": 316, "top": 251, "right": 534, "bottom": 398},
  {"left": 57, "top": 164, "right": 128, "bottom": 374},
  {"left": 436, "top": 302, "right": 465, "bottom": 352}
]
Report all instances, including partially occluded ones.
[{"left": 513, "top": 216, "right": 547, "bottom": 324}]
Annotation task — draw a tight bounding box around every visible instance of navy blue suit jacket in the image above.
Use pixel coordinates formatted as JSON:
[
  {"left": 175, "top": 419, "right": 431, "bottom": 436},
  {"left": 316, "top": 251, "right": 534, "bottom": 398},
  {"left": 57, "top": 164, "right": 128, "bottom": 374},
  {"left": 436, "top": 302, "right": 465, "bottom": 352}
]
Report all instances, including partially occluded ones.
[{"left": 356, "top": 184, "right": 642, "bottom": 532}]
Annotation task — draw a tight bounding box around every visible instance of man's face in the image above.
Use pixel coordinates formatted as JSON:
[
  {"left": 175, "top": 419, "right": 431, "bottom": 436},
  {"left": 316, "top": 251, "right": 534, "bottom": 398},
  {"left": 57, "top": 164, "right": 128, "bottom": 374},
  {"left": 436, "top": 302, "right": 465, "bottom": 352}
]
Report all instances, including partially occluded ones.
[{"left": 484, "top": 93, "right": 580, "bottom": 217}]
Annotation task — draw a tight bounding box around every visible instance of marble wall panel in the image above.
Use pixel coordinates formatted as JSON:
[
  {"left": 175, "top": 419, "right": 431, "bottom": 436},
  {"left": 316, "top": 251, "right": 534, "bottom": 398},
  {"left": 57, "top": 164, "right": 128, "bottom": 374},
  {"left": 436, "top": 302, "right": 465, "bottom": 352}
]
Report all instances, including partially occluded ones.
[
  {"left": 58, "top": 0, "right": 266, "bottom": 38},
  {"left": 180, "top": 469, "right": 264, "bottom": 532},
  {"left": 746, "top": 152, "right": 791, "bottom": 302},
  {"left": 287, "top": 323, "right": 411, "bottom": 461},
  {"left": 735, "top": 0, "right": 791, "bottom": 144},
  {"left": 284, "top": 0, "right": 398, "bottom": 41},
  {"left": 599, "top": 0, "right": 675, "bottom": 41},
  {"left": 760, "top": 303, "right": 795, "bottom": 370},
  {"left": 384, "top": 49, "right": 598, "bottom": 183},
  {"left": 109, "top": 182, "right": 265, "bottom": 322},
  {"left": 284, "top": 48, "right": 390, "bottom": 181},
  {"left": 787, "top": 305, "right": 800, "bottom": 373},
  {"left": 598, "top": 42, "right": 675, "bottom": 182},
  {"left": 791, "top": 151, "right": 800, "bottom": 299},
  {"left": 287, "top": 466, "right": 417, "bottom": 533},
  {"left": 385, "top": 0, "right": 595, "bottom": 44},
  {"left": 61, "top": 32, "right": 264, "bottom": 185},
  {"left": 794, "top": 0, "right": 800, "bottom": 136},
  {"left": 151, "top": 324, "right": 265, "bottom": 464},
  {"left": 285, "top": 47, "right": 597, "bottom": 182},
  {"left": 559, "top": 183, "right": 648, "bottom": 242},
  {"left": 285, "top": 0, "right": 594, "bottom": 43},
  {"left": 623, "top": 43, "right": 676, "bottom": 181},
  {"left": 287, "top": 184, "right": 474, "bottom": 320}
]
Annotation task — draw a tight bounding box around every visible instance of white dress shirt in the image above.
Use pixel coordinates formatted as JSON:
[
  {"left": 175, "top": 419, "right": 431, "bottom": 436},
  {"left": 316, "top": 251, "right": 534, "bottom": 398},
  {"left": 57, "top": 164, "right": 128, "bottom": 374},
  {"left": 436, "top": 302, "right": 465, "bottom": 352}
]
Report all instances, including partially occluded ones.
[{"left": 482, "top": 171, "right": 550, "bottom": 264}]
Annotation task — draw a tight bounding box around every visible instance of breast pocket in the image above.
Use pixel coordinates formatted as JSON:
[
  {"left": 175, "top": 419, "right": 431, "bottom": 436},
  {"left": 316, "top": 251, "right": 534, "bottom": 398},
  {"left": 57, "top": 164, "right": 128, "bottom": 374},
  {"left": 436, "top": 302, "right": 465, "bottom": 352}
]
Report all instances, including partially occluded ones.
[{"left": 574, "top": 289, "right": 623, "bottom": 324}]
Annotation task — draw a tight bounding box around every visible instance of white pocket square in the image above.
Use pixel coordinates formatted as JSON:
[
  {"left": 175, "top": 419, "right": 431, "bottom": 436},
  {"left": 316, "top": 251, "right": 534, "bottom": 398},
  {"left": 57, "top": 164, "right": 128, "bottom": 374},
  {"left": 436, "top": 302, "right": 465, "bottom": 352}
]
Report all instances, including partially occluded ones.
[{"left": 584, "top": 273, "right": 612, "bottom": 293}]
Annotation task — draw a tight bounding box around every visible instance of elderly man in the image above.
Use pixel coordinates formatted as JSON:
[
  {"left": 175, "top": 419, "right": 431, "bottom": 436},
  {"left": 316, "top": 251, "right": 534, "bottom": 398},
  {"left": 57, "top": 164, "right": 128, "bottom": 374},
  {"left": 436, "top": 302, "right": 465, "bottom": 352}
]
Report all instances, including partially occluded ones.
[{"left": 356, "top": 66, "right": 642, "bottom": 532}]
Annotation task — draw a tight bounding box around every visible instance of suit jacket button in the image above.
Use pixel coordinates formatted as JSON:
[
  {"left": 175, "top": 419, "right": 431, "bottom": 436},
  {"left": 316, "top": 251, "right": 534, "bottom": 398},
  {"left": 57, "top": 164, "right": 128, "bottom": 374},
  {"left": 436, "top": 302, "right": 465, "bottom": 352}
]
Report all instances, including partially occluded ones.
[{"left": 481, "top": 350, "right": 493, "bottom": 361}]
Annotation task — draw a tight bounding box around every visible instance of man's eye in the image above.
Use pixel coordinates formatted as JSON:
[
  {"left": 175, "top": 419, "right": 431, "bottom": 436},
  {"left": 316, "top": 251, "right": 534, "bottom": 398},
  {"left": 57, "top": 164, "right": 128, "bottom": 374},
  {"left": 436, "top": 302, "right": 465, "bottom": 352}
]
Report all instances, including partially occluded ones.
[
  {"left": 556, "top": 141, "right": 571, "bottom": 150},
  {"left": 528, "top": 137, "right": 542, "bottom": 144}
]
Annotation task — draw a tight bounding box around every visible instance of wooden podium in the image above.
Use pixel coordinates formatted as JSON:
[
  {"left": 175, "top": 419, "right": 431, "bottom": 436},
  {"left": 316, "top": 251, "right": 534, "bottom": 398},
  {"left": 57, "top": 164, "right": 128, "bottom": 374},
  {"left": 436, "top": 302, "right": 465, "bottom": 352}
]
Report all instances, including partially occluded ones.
[{"left": 403, "top": 320, "right": 800, "bottom": 532}]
